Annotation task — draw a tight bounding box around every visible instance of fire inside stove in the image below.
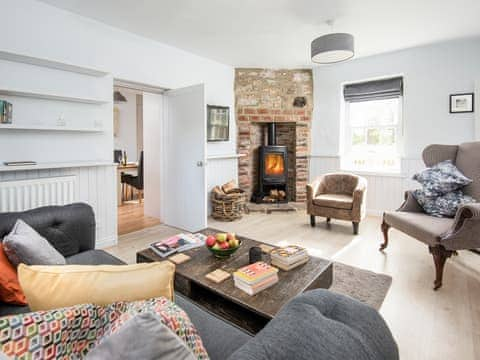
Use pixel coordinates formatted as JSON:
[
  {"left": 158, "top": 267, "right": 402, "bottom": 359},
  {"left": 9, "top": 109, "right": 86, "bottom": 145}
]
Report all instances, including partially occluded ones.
[{"left": 264, "top": 153, "right": 285, "bottom": 176}]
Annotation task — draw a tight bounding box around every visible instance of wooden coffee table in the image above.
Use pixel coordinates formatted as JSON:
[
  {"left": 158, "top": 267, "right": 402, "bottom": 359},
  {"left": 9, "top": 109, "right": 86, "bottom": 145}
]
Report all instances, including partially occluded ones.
[{"left": 137, "top": 228, "right": 333, "bottom": 334}]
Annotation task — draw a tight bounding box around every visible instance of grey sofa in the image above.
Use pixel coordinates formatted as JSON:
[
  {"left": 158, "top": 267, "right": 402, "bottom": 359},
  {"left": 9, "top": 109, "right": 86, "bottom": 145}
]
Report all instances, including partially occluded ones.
[
  {"left": 0, "top": 203, "right": 398, "bottom": 360},
  {"left": 381, "top": 142, "right": 480, "bottom": 290}
]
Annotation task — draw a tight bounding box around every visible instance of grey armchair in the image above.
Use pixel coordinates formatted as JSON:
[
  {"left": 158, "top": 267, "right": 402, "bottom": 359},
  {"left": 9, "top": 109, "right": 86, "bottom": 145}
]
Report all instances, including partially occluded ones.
[{"left": 381, "top": 141, "right": 480, "bottom": 290}]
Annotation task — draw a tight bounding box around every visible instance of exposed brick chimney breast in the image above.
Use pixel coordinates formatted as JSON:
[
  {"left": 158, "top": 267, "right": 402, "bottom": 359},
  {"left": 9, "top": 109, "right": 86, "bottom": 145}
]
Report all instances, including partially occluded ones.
[{"left": 235, "top": 69, "right": 312, "bottom": 202}]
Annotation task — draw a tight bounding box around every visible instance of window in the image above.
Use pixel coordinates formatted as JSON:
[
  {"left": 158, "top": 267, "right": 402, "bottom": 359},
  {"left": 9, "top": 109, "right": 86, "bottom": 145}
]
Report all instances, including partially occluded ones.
[{"left": 342, "top": 77, "right": 403, "bottom": 173}]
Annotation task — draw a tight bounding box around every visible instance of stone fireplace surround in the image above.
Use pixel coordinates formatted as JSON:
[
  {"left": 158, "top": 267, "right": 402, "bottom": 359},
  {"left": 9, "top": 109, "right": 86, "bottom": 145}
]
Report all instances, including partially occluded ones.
[{"left": 236, "top": 69, "right": 312, "bottom": 203}]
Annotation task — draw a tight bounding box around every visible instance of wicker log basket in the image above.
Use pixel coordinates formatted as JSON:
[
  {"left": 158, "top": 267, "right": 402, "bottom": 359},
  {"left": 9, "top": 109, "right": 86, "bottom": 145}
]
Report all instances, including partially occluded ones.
[{"left": 211, "top": 181, "right": 247, "bottom": 221}]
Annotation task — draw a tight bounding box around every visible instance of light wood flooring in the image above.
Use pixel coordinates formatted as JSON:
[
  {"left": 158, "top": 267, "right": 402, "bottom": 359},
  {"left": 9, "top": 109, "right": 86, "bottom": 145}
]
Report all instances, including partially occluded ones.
[
  {"left": 117, "top": 202, "right": 161, "bottom": 236},
  {"left": 107, "top": 210, "right": 480, "bottom": 360}
]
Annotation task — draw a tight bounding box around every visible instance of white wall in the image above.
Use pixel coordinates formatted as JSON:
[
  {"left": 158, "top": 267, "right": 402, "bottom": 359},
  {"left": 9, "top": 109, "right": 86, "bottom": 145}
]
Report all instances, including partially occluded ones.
[
  {"left": 114, "top": 89, "right": 138, "bottom": 162},
  {"left": 311, "top": 38, "right": 480, "bottom": 214},
  {"left": 1, "top": 0, "right": 236, "bottom": 160},
  {"left": 0, "top": 0, "right": 237, "bottom": 245},
  {"left": 312, "top": 37, "right": 480, "bottom": 158}
]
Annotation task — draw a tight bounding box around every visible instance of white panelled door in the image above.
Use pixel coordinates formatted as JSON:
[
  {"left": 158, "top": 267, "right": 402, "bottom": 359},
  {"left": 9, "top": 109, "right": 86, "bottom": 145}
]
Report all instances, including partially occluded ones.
[{"left": 162, "top": 84, "right": 207, "bottom": 231}]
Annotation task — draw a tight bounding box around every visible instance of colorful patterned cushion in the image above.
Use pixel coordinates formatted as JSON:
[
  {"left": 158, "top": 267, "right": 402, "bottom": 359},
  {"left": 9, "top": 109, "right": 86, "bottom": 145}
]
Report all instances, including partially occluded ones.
[
  {"left": 413, "top": 189, "right": 476, "bottom": 218},
  {"left": 412, "top": 160, "right": 472, "bottom": 197},
  {"left": 0, "top": 297, "right": 209, "bottom": 360}
]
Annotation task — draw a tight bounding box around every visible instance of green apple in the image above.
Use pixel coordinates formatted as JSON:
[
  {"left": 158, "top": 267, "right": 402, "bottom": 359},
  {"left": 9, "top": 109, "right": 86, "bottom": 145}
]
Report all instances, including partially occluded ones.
[
  {"left": 228, "top": 238, "right": 239, "bottom": 248},
  {"left": 216, "top": 233, "right": 227, "bottom": 242},
  {"left": 212, "top": 243, "right": 221, "bottom": 250}
]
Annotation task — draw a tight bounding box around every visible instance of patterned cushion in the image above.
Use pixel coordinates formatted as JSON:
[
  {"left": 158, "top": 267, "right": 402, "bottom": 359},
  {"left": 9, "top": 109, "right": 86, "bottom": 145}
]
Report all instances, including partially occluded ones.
[
  {"left": 412, "top": 160, "right": 472, "bottom": 197},
  {"left": 0, "top": 297, "right": 209, "bottom": 360},
  {"left": 413, "top": 189, "right": 476, "bottom": 218}
]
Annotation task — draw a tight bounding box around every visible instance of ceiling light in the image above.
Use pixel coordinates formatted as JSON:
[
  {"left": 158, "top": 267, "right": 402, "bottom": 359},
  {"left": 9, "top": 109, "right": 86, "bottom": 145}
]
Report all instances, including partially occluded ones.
[{"left": 311, "top": 21, "right": 354, "bottom": 64}]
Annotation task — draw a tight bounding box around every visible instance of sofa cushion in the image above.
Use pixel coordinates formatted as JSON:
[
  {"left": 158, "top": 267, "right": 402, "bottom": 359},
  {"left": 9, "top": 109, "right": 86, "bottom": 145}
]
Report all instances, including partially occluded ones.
[
  {"left": 228, "top": 289, "right": 398, "bottom": 360},
  {"left": 176, "top": 294, "right": 251, "bottom": 360},
  {"left": 0, "top": 203, "right": 96, "bottom": 257},
  {"left": 413, "top": 160, "right": 472, "bottom": 196},
  {"left": 18, "top": 262, "right": 175, "bottom": 311},
  {"left": 0, "top": 297, "right": 208, "bottom": 360},
  {"left": 412, "top": 189, "right": 476, "bottom": 218},
  {"left": 384, "top": 211, "right": 453, "bottom": 245},
  {"left": 0, "top": 244, "right": 26, "bottom": 305},
  {"left": 66, "top": 249, "right": 126, "bottom": 265},
  {"left": 313, "top": 194, "right": 353, "bottom": 210},
  {"left": 3, "top": 219, "right": 66, "bottom": 266},
  {"left": 85, "top": 312, "right": 196, "bottom": 360}
]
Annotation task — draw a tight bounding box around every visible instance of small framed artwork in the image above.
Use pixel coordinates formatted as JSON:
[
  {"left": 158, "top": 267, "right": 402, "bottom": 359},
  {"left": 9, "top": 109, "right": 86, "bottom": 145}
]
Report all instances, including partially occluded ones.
[
  {"left": 207, "top": 105, "right": 229, "bottom": 142},
  {"left": 450, "top": 93, "right": 474, "bottom": 113}
]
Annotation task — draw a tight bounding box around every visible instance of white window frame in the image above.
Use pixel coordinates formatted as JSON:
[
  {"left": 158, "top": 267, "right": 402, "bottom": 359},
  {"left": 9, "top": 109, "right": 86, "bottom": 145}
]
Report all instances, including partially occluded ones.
[{"left": 341, "top": 96, "right": 404, "bottom": 174}]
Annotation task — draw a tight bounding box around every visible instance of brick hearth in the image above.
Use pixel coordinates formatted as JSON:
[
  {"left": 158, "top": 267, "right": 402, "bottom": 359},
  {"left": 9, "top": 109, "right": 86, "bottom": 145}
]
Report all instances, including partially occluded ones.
[{"left": 235, "top": 69, "right": 312, "bottom": 202}]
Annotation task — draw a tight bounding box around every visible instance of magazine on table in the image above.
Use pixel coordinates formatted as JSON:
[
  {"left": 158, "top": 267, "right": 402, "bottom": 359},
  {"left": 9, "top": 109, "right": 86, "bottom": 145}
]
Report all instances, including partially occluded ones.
[{"left": 149, "top": 233, "right": 206, "bottom": 258}]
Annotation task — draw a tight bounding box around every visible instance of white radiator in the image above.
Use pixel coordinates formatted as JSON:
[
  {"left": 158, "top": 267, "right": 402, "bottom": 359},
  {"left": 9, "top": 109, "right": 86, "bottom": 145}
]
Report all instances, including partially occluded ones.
[{"left": 0, "top": 176, "right": 78, "bottom": 212}]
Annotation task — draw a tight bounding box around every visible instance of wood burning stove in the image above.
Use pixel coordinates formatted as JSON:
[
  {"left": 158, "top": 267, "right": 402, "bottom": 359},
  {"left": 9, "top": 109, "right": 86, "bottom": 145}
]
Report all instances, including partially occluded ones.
[{"left": 253, "top": 123, "right": 288, "bottom": 203}]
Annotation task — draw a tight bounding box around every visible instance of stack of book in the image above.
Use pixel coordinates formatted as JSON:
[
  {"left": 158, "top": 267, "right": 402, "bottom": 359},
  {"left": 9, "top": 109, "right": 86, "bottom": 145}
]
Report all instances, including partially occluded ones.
[
  {"left": 233, "top": 262, "right": 279, "bottom": 296},
  {"left": 270, "top": 245, "right": 309, "bottom": 271}
]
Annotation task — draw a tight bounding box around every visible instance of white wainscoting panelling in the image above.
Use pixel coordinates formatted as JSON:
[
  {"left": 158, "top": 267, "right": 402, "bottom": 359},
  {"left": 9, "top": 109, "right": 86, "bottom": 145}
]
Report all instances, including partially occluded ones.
[
  {"left": 309, "top": 156, "right": 425, "bottom": 215},
  {"left": 206, "top": 156, "right": 239, "bottom": 214},
  {"left": 0, "top": 175, "right": 77, "bottom": 212},
  {"left": 0, "top": 165, "right": 117, "bottom": 248}
]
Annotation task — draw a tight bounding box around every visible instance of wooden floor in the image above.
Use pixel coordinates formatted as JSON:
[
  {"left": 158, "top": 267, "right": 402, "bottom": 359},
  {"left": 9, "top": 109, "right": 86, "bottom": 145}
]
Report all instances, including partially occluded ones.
[
  {"left": 107, "top": 210, "right": 480, "bottom": 360},
  {"left": 117, "top": 202, "right": 161, "bottom": 236}
]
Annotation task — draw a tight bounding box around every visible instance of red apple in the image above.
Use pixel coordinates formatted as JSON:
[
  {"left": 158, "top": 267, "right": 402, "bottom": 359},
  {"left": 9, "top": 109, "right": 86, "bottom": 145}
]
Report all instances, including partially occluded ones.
[
  {"left": 206, "top": 235, "right": 216, "bottom": 247},
  {"left": 219, "top": 241, "right": 230, "bottom": 250},
  {"left": 226, "top": 233, "right": 236, "bottom": 241}
]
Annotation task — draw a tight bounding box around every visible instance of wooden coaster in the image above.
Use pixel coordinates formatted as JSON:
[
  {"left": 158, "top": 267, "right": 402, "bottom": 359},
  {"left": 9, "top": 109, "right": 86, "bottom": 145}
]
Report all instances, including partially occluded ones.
[
  {"left": 205, "top": 269, "right": 231, "bottom": 283},
  {"left": 169, "top": 253, "right": 191, "bottom": 264},
  {"left": 259, "top": 244, "right": 275, "bottom": 254}
]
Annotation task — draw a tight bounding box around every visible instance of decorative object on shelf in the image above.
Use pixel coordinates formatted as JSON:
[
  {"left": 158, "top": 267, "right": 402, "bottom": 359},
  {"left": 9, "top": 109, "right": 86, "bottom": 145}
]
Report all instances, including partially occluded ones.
[
  {"left": 211, "top": 182, "right": 246, "bottom": 221},
  {"left": 293, "top": 96, "right": 306, "bottom": 108},
  {"left": 249, "top": 246, "right": 263, "bottom": 264},
  {"left": 311, "top": 20, "right": 354, "bottom": 64},
  {"left": 0, "top": 100, "right": 13, "bottom": 124},
  {"left": 450, "top": 93, "right": 474, "bottom": 113},
  {"left": 114, "top": 90, "right": 127, "bottom": 103},
  {"left": 207, "top": 105, "right": 229, "bottom": 142},
  {"left": 3, "top": 161, "right": 37, "bottom": 167}
]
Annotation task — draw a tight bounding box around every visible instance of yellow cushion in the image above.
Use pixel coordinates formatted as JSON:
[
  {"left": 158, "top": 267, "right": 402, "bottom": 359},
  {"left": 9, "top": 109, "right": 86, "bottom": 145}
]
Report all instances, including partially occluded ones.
[{"left": 18, "top": 262, "right": 175, "bottom": 311}]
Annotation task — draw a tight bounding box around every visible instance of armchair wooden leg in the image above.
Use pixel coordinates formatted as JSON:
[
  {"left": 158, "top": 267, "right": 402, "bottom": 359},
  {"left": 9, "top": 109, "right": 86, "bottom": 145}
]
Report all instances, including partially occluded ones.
[
  {"left": 326, "top": 217, "right": 331, "bottom": 224},
  {"left": 310, "top": 215, "right": 316, "bottom": 227},
  {"left": 380, "top": 220, "right": 390, "bottom": 251},
  {"left": 352, "top": 222, "right": 359, "bottom": 235},
  {"left": 429, "top": 246, "right": 453, "bottom": 290}
]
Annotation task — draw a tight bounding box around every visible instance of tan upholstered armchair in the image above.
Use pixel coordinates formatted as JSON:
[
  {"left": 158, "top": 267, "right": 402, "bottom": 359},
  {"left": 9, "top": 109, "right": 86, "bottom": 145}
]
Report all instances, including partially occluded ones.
[
  {"left": 381, "top": 141, "right": 480, "bottom": 290},
  {"left": 307, "top": 173, "right": 367, "bottom": 234}
]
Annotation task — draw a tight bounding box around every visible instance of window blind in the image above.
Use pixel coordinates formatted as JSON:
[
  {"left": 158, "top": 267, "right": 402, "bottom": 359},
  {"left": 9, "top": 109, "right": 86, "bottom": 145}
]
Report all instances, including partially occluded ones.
[{"left": 343, "top": 77, "right": 403, "bottom": 102}]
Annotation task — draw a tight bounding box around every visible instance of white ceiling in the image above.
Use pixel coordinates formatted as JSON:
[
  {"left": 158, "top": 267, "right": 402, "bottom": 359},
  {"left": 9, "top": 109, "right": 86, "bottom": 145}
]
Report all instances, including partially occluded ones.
[{"left": 38, "top": 0, "right": 480, "bottom": 68}]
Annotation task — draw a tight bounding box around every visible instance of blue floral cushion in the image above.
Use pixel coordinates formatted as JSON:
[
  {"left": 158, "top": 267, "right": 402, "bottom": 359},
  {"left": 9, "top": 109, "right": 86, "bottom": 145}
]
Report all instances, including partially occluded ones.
[
  {"left": 413, "top": 189, "right": 476, "bottom": 217},
  {"left": 413, "top": 160, "right": 472, "bottom": 196}
]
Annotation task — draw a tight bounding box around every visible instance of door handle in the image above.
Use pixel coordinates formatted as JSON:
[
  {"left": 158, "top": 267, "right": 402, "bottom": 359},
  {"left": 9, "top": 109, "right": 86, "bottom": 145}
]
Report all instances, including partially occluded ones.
[{"left": 196, "top": 161, "right": 204, "bottom": 167}]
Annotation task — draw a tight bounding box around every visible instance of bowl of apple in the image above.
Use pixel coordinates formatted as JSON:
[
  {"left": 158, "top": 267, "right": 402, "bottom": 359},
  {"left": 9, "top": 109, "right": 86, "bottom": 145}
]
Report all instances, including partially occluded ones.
[{"left": 205, "top": 233, "right": 242, "bottom": 258}]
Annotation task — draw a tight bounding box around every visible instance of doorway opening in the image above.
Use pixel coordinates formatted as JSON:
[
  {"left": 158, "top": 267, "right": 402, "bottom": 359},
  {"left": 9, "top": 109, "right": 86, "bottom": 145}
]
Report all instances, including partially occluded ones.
[{"left": 113, "top": 79, "right": 165, "bottom": 236}]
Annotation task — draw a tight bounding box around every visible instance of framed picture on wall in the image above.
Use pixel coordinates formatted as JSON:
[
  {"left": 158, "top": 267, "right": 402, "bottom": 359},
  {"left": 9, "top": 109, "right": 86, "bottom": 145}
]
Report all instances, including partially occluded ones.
[
  {"left": 450, "top": 93, "right": 474, "bottom": 113},
  {"left": 207, "top": 105, "right": 229, "bottom": 142}
]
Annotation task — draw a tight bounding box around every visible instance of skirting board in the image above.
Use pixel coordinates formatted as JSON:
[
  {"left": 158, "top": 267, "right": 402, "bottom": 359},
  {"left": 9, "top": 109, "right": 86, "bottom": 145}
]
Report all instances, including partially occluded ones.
[{"left": 96, "top": 235, "right": 117, "bottom": 249}]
